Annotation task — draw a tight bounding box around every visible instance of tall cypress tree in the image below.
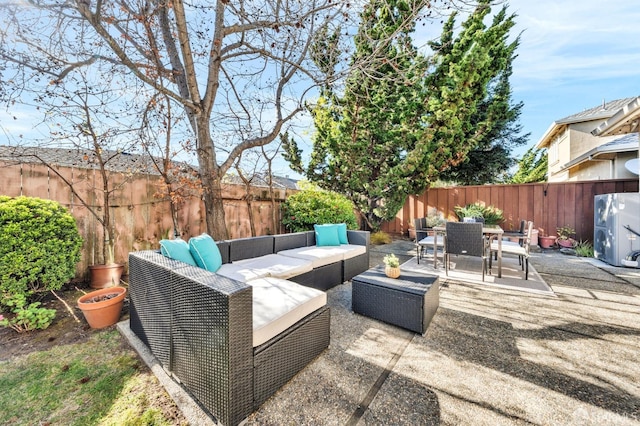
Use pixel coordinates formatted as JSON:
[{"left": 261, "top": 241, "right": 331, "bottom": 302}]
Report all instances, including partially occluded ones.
[
  {"left": 438, "top": 8, "right": 529, "bottom": 185},
  {"left": 285, "top": 0, "right": 521, "bottom": 230},
  {"left": 510, "top": 146, "right": 548, "bottom": 183}
]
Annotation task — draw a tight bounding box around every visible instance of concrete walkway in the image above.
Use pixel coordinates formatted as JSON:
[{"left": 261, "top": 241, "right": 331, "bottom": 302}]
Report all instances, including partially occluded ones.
[
  {"left": 246, "top": 240, "right": 640, "bottom": 425},
  {"left": 123, "top": 239, "right": 640, "bottom": 425}
]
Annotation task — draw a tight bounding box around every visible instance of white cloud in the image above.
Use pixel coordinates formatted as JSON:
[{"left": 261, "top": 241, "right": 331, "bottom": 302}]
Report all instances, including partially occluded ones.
[{"left": 511, "top": 0, "right": 640, "bottom": 87}]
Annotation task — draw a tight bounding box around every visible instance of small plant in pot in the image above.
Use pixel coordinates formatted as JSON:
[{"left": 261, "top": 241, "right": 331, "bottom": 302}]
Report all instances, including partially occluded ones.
[
  {"left": 383, "top": 253, "right": 401, "bottom": 278},
  {"left": 556, "top": 225, "right": 577, "bottom": 248}
]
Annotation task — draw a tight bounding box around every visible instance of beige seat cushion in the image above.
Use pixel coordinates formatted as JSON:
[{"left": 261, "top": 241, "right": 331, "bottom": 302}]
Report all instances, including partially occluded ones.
[
  {"left": 336, "top": 244, "right": 367, "bottom": 260},
  {"left": 216, "top": 263, "right": 269, "bottom": 282},
  {"left": 277, "top": 246, "right": 346, "bottom": 268},
  {"left": 248, "top": 277, "right": 327, "bottom": 347},
  {"left": 232, "top": 254, "right": 313, "bottom": 279}
]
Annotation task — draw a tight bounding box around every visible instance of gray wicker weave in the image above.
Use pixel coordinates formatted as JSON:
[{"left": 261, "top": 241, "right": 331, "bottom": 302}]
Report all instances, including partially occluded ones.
[
  {"left": 130, "top": 250, "right": 330, "bottom": 425},
  {"left": 128, "top": 230, "right": 369, "bottom": 425},
  {"left": 444, "top": 221, "right": 487, "bottom": 281},
  {"left": 352, "top": 266, "right": 439, "bottom": 334}
]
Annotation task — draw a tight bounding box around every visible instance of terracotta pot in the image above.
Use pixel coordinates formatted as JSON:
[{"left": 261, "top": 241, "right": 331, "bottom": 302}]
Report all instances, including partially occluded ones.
[
  {"left": 385, "top": 266, "right": 401, "bottom": 279},
  {"left": 89, "top": 263, "right": 124, "bottom": 289},
  {"left": 557, "top": 238, "right": 575, "bottom": 248},
  {"left": 77, "top": 286, "right": 127, "bottom": 329},
  {"left": 538, "top": 236, "right": 556, "bottom": 249}
]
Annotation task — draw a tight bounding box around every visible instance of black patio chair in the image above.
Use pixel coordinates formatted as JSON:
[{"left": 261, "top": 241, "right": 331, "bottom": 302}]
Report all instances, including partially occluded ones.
[
  {"left": 415, "top": 218, "right": 445, "bottom": 264},
  {"left": 444, "top": 222, "right": 487, "bottom": 281}
]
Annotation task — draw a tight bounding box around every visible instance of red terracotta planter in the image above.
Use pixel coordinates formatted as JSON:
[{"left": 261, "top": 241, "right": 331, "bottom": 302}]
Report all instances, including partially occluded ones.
[
  {"left": 89, "top": 263, "right": 124, "bottom": 289},
  {"left": 557, "top": 238, "right": 576, "bottom": 248},
  {"left": 77, "top": 286, "right": 127, "bottom": 329},
  {"left": 538, "top": 236, "right": 556, "bottom": 249}
]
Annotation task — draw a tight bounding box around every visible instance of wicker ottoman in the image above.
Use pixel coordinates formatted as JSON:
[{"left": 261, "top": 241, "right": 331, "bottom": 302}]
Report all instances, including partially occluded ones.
[{"left": 352, "top": 266, "right": 439, "bottom": 334}]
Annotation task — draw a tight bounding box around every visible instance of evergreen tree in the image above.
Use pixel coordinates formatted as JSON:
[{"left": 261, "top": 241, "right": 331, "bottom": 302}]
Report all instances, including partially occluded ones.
[
  {"left": 285, "top": 0, "right": 521, "bottom": 230},
  {"left": 439, "top": 50, "right": 530, "bottom": 185},
  {"left": 510, "top": 146, "right": 548, "bottom": 183}
]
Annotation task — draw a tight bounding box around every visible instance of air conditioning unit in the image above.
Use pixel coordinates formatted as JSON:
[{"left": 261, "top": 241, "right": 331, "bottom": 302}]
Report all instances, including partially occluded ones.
[{"left": 594, "top": 193, "right": 640, "bottom": 266}]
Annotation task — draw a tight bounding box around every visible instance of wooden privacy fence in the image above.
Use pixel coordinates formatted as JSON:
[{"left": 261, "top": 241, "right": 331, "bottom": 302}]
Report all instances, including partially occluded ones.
[
  {"left": 382, "top": 179, "right": 639, "bottom": 243},
  {"left": 1, "top": 161, "right": 294, "bottom": 279},
  {"left": 3, "top": 157, "right": 638, "bottom": 279}
]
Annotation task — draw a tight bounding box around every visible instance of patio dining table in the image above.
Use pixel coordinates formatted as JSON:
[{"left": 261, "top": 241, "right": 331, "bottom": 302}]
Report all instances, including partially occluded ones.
[{"left": 433, "top": 224, "right": 504, "bottom": 278}]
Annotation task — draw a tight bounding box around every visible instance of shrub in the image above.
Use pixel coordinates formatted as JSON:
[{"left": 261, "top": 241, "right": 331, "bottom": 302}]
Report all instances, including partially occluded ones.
[
  {"left": 0, "top": 196, "right": 82, "bottom": 331},
  {"left": 574, "top": 240, "right": 594, "bottom": 258},
  {"left": 282, "top": 185, "right": 358, "bottom": 232},
  {"left": 0, "top": 295, "right": 56, "bottom": 333},
  {"left": 370, "top": 231, "right": 392, "bottom": 245},
  {"left": 453, "top": 202, "right": 504, "bottom": 225}
]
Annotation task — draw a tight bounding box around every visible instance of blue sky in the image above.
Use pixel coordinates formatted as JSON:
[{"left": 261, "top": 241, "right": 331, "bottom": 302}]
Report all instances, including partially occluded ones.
[
  {"left": 2, "top": 1, "right": 639, "bottom": 177},
  {"left": 489, "top": 0, "right": 639, "bottom": 151}
]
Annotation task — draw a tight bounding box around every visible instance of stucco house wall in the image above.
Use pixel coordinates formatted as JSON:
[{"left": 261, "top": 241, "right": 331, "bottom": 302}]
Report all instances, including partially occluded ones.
[{"left": 537, "top": 97, "right": 639, "bottom": 182}]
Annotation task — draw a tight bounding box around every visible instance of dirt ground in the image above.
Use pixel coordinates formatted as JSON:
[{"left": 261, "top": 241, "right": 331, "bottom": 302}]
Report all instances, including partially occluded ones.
[
  {"left": 0, "top": 285, "right": 96, "bottom": 361},
  {"left": 0, "top": 283, "right": 188, "bottom": 424}
]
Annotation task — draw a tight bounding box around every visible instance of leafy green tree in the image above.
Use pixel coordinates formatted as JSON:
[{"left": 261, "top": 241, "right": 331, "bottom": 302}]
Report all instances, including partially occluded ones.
[
  {"left": 510, "top": 146, "right": 548, "bottom": 183},
  {"left": 439, "top": 54, "right": 530, "bottom": 185},
  {"left": 286, "top": 0, "right": 520, "bottom": 230}
]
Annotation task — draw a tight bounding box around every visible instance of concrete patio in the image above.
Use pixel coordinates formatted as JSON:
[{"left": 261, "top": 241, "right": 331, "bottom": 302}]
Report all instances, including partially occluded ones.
[{"left": 120, "top": 239, "right": 640, "bottom": 425}]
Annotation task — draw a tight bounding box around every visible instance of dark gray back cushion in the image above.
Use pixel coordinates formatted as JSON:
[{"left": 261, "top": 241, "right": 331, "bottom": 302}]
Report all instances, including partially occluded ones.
[
  {"left": 229, "top": 236, "right": 275, "bottom": 261},
  {"left": 274, "top": 232, "right": 307, "bottom": 252}
]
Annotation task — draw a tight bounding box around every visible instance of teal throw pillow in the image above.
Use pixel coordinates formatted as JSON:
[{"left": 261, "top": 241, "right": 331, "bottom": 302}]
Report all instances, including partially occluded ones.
[
  {"left": 189, "top": 233, "right": 223, "bottom": 272},
  {"left": 160, "top": 239, "right": 197, "bottom": 266},
  {"left": 314, "top": 224, "right": 341, "bottom": 246},
  {"left": 336, "top": 223, "right": 348, "bottom": 244}
]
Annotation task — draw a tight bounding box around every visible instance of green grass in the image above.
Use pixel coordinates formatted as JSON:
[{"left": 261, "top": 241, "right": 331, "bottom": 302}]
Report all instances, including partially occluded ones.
[{"left": 0, "top": 330, "right": 176, "bottom": 426}]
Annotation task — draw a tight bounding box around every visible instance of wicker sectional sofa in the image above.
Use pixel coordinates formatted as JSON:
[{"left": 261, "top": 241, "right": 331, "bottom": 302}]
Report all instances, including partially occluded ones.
[{"left": 128, "top": 229, "right": 369, "bottom": 425}]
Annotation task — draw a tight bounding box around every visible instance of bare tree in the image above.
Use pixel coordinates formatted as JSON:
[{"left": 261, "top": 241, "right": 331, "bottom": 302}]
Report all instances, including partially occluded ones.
[
  {"left": 233, "top": 152, "right": 260, "bottom": 237},
  {"left": 3, "top": 69, "right": 144, "bottom": 267},
  {"left": 261, "top": 142, "right": 285, "bottom": 235},
  {"left": 139, "top": 92, "right": 203, "bottom": 239},
  {"left": 0, "top": 0, "right": 361, "bottom": 239}
]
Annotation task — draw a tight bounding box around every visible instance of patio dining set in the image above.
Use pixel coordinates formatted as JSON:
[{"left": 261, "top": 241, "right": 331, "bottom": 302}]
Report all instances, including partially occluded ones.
[{"left": 414, "top": 217, "right": 535, "bottom": 281}]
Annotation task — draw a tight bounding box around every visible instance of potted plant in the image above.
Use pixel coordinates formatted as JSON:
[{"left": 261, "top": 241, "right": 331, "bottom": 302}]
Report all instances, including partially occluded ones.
[
  {"left": 383, "top": 253, "right": 401, "bottom": 278},
  {"left": 77, "top": 286, "right": 127, "bottom": 329},
  {"left": 556, "top": 225, "right": 577, "bottom": 248},
  {"left": 408, "top": 220, "right": 416, "bottom": 240},
  {"left": 538, "top": 234, "right": 556, "bottom": 249}
]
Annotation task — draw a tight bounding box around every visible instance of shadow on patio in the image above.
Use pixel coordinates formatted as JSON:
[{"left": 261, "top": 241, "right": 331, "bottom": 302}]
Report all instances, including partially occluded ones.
[
  {"left": 121, "top": 238, "right": 640, "bottom": 425},
  {"left": 245, "top": 240, "right": 640, "bottom": 425}
]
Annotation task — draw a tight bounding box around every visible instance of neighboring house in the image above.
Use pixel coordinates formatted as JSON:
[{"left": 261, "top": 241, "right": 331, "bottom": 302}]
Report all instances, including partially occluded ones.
[{"left": 535, "top": 97, "right": 639, "bottom": 182}]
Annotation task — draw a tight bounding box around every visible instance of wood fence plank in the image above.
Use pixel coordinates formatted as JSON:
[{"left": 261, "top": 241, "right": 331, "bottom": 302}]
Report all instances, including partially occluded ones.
[{"left": 384, "top": 179, "right": 638, "bottom": 242}]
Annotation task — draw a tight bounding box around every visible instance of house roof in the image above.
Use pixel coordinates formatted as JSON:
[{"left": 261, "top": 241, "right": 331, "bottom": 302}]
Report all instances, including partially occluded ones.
[
  {"left": 535, "top": 97, "right": 638, "bottom": 149},
  {"left": 0, "top": 145, "right": 172, "bottom": 175},
  {"left": 591, "top": 96, "right": 640, "bottom": 136},
  {"left": 0, "top": 145, "right": 299, "bottom": 189},
  {"left": 562, "top": 132, "right": 639, "bottom": 170},
  {"left": 222, "top": 173, "right": 299, "bottom": 190}
]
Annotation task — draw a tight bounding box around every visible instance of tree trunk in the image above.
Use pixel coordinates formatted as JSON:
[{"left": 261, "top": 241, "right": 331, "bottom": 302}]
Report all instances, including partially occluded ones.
[
  {"left": 246, "top": 196, "right": 256, "bottom": 237},
  {"left": 195, "top": 116, "right": 229, "bottom": 240}
]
